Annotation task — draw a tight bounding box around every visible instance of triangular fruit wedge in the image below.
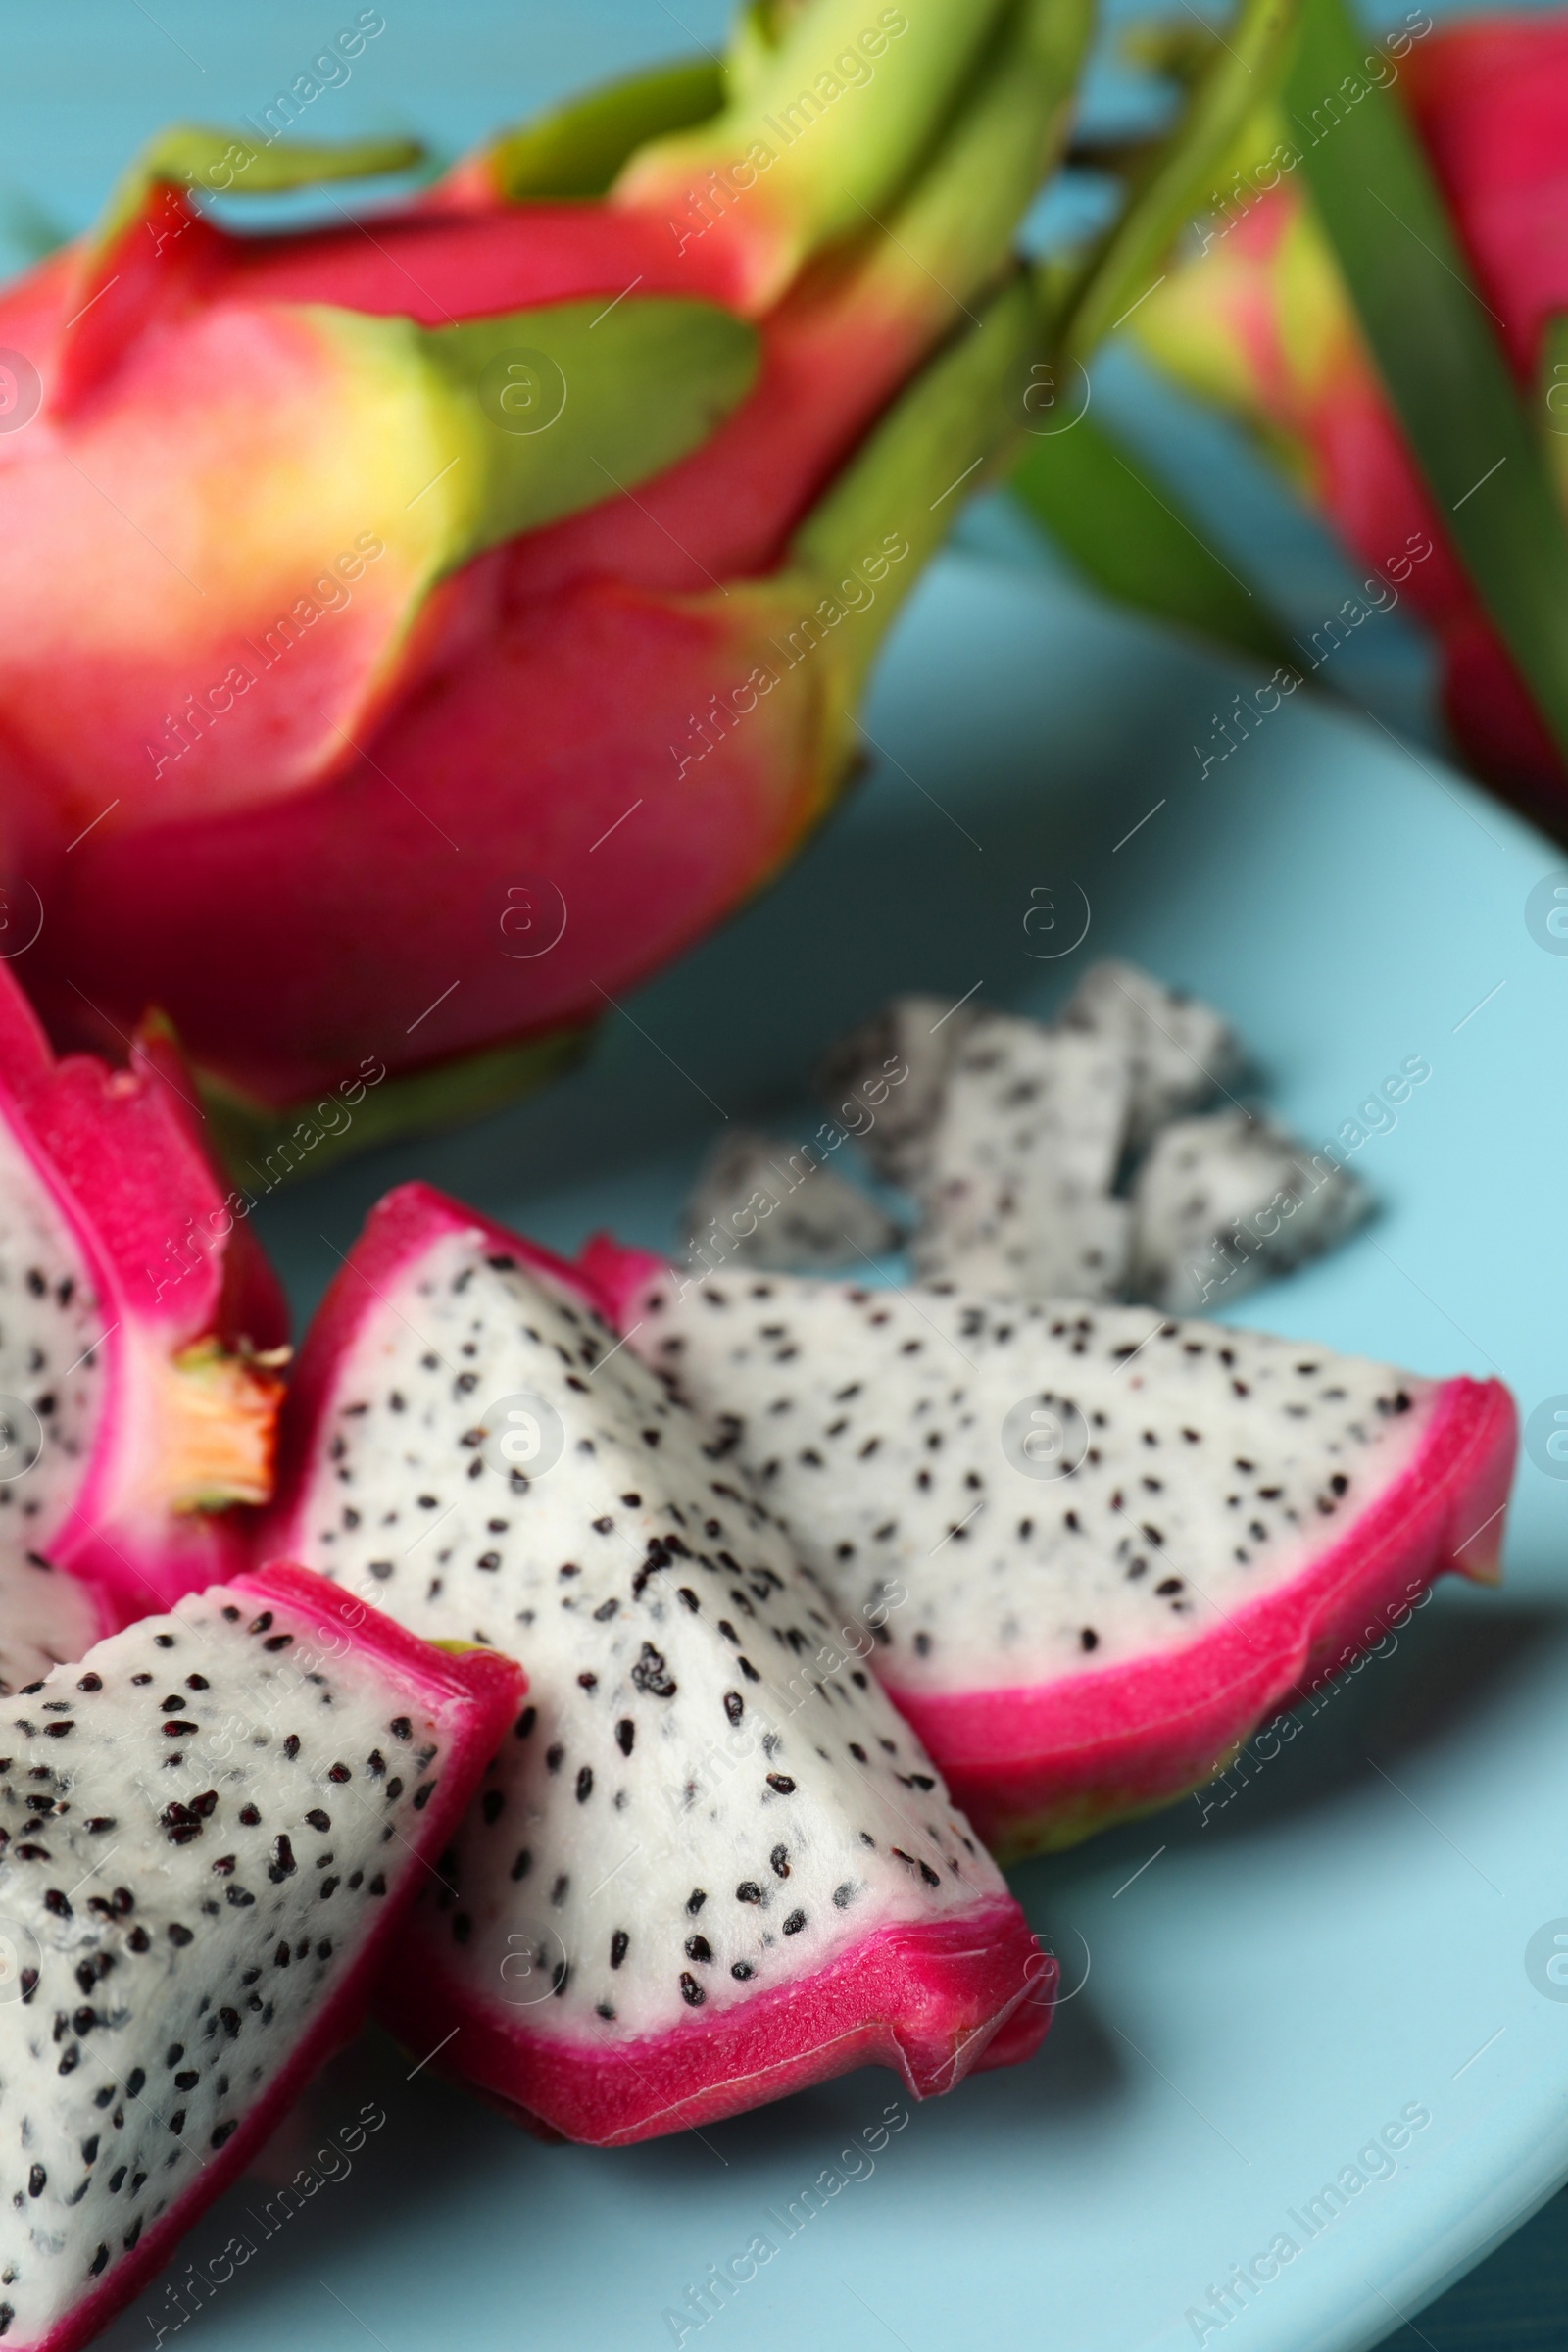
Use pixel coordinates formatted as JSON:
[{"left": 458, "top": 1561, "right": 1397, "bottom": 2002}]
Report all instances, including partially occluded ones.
[
  {"left": 0, "top": 1561, "right": 519, "bottom": 2352},
  {"left": 581, "top": 1244, "right": 1517, "bottom": 1858},
  {"left": 265, "top": 1184, "right": 1052, "bottom": 2146},
  {"left": 0, "top": 964, "right": 287, "bottom": 1621}
]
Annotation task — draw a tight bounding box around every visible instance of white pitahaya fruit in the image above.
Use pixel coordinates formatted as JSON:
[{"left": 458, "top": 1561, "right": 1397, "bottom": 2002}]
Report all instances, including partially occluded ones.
[
  {"left": 582, "top": 1245, "right": 1517, "bottom": 1859},
  {"left": 684, "top": 1131, "right": 902, "bottom": 1274},
  {"left": 815, "top": 967, "right": 1365, "bottom": 1312},
  {"left": 0, "top": 1560, "right": 519, "bottom": 2352},
  {"left": 265, "top": 1185, "right": 1051, "bottom": 2146},
  {"left": 1057, "top": 958, "right": 1242, "bottom": 1150},
  {"left": 1130, "top": 1110, "right": 1370, "bottom": 1313},
  {"left": 0, "top": 964, "right": 286, "bottom": 1627},
  {"left": 813, "top": 993, "right": 976, "bottom": 1190},
  {"left": 910, "top": 1015, "right": 1133, "bottom": 1299}
]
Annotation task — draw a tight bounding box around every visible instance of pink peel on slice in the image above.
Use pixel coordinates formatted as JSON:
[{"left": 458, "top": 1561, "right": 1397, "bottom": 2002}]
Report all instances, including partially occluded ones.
[
  {"left": 0, "top": 962, "right": 287, "bottom": 1618},
  {"left": 890, "top": 1374, "right": 1516, "bottom": 1857},
  {"left": 378, "top": 1894, "right": 1051, "bottom": 2148}
]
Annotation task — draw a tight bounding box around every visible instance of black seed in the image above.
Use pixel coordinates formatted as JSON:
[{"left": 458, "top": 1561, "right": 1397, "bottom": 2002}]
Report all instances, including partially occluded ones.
[
  {"left": 615, "top": 1718, "right": 634, "bottom": 1757},
  {"left": 168, "top": 1924, "right": 193, "bottom": 1947},
  {"left": 630, "top": 1642, "right": 676, "bottom": 1698},
  {"left": 685, "top": 1936, "right": 712, "bottom": 1963},
  {"left": 270, "top": 1837, "right": 296, "bottom": 1882},
  {"left": 736, "top": 1882, "right": 763, "bottom": 1904},
  {"left": 481, "top": 1790, "right": 504, "bottom": 1826},
  {"left": 679, "top": 1973, "right": 705, "bottom": 2007},
  {"left": 766, "top": 1774, "right": 795, "bottom": 1794},
  {"left": 782, "top": 1910, "right": 806, "bottom": 1935},
  {"left": 770, "top": 1845, "right": 789, "bottom": 1879},
  {"left": 575, "top": 1767, "right": 593, "bottom": 1803},
  {"left": 26, "top": 2166, "right": 43, "bottom": 2199},
  {"left": 610, "top": 1930, "right": 629, "bottom": 1970},
  {"left": 391, "top": 1716, "right": 413, "bottom": 1740},
  {"left": 510, "top": 1849, "right": 532, "bottom": 1882},
  {"left": 328, "top": 1763, "right": 351, "bottom": 1784}
]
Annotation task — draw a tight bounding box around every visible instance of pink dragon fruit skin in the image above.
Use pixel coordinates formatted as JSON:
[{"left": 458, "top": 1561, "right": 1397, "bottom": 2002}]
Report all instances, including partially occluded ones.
[
  {"left": 580, "top": 1241, "right": 1518, "bottom": 1858},
  {"left": 0, "top": 0, "right": 1089, "bottom": 1146},
  {"left": 2, "top": 1561, "right": 522, "bottom": 2352},
  {"left": 265, "top": 1183, "right": 1054, "bottom": 2145},
  {"left": 1131, "top": 14, "right": 1568, "bottom": 808},
  {"left": 0, "top": 960, "right": 286, "bottom": 1622}
]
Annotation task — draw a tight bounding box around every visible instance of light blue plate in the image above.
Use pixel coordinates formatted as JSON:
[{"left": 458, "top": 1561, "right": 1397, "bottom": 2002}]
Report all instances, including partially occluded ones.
[{"left": 97, "top": 550, "right": 1568, "bottom": 2352}]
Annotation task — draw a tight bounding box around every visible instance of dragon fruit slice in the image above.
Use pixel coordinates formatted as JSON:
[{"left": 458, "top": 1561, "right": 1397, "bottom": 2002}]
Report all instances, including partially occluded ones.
[
  {"left": 1058, "top": 960, "right": 1242, "bottom": 1151},
  {"left": 265, "top": 1184, "right": 1051, "bottom": 2145},
  {"left": 582, "top": 1247, "right": 1517, "bottom": 1858},
  {"left": 911, "top": 1015, "right": 1133, "bottom": 1299},
  {"left": 0, "top": 964, "right": 286, "bottom": 1621},
  {"left": 813, "top": 993, "right": 978, "bottom": 1191},
  {"left": 0, "top": 1560, "right": 520, "bottom": 2352},
  {"left": 685, "top": 1130, "right": 902, "bottom": 1275},
  {"left": 1130, "top": 1111, "right": 1371, "bottom": 1314}
]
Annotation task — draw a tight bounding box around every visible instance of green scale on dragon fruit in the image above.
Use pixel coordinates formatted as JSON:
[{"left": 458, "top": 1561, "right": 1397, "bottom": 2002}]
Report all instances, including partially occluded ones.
[
  {"left": 0, "top": 1563, "right": 519, "bottom": 2352},
  {"left": 0, "top": 963, "right": 285, "bottom": 1663},
  {"left": 265, "top": 1185, "right": 1051, "bottom": 2148},
  {"left": 579, "top": 1249, "right": 1517, "bottom": 1859}
]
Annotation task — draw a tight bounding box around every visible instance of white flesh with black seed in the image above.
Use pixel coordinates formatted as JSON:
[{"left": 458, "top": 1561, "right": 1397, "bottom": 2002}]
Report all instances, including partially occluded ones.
[
  {"left": 1130, "top": 1111, "right": 1371, "bottom": 1314},
  {"left": 684, "top": 1132, "right": 901, "bottom": 1273},
  {"left": 0, "top": 1122, "right": 107, "bottom": 1562},
  {"left": 1059, "top": 959, "right": 1242, "bottom": 1151},
  {"left": 625, "top": 1272, "right": 1433, "bottom": 1692},
  {"left": 911, "top": 1017, "right": 1132, "bottom": 1299},
  {"left": 0, "top": 1589, "right": 454, "bottom": 2346},
  {"left": 813, "top": 995, "right": 975, "bottom": 1190},
  {"left": 285, "top": 1235, "right": 1005, "bottom": 2042}
]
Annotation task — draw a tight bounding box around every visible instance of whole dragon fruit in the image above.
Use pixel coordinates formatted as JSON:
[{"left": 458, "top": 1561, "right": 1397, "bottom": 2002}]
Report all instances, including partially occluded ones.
[
  {"left": 582, "top": 1247, "right": 1516, "bottom": 1856},
  {"left": 0, "top": 1562, "right": 520, "bottom": 2352},
  {"left": 1129, "top": 13, "right": 1568, "bottom": 811},
  {"left": 265, "top": 1186, "right": 1052, "bottom": 2144},
  {"left": 0, "top": 0, "right": 1090, "bottom": 1165},
  {"left": 0, "top": 959, "right": 284, "bottom": 1646}
]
